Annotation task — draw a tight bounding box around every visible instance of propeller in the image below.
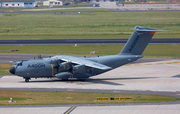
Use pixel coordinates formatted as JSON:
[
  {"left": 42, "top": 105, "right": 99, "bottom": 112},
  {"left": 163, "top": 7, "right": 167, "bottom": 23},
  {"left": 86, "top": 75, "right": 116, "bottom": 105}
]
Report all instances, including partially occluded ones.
[
  {"left": 33, "top": 54, "right": 43, "bottom": 59},
  {"left": 37, "top": 54, "right": 43, "bottom": 59}
]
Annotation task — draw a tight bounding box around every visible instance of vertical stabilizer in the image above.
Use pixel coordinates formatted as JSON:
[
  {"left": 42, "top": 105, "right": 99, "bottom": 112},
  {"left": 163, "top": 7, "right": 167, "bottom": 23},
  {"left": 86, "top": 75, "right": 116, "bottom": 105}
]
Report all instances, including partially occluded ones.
[{"left": 120, "top": 26, "right": 170, "bottom": 55}]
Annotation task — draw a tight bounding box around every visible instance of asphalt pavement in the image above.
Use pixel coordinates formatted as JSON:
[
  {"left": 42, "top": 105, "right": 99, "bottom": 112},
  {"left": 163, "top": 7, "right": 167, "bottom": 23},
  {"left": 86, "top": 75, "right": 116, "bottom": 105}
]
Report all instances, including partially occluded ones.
[
  {"left": 1, "top": 56, "right": 180, "bottom": 113},
  {"left": 1, "top": 10, "right": 180, "bottom": 14},
  {"left": 1, "top": 38, "right": 180, "bottom": 45}
]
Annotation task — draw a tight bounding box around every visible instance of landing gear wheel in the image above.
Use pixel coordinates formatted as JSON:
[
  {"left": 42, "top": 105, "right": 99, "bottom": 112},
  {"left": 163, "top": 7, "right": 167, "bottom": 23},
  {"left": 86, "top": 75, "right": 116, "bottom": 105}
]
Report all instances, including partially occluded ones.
[
  {"left": 25, "top": 78, "right": 30, "bottom": 82},
  {"left": 61, "top": 79, "right": 68, "bottom": 81}
]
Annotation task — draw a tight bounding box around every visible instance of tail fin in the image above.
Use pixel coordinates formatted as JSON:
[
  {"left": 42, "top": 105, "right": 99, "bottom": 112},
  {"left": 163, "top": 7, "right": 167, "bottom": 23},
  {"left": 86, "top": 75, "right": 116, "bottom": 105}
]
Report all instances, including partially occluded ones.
[{"left": 120, "top": 26, "right": 171, "bottom": 55}]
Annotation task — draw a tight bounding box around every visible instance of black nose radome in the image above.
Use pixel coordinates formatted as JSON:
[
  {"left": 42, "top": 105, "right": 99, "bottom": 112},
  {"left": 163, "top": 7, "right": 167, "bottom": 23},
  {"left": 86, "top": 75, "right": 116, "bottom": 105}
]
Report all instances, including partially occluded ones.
[{"left": 9, "top": 66, "right": 15, "bottom": 74}]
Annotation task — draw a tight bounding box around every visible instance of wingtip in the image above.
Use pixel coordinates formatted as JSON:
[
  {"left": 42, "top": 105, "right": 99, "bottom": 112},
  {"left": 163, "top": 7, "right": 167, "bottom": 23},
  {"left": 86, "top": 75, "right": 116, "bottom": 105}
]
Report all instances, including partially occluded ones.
[{"left": 106, "top": 67, "right": 113, "bottom": 70}]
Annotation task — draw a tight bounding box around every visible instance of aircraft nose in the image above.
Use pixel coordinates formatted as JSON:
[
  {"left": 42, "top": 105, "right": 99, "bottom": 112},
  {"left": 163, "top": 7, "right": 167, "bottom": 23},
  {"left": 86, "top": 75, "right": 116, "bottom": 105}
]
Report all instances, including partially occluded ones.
[{"left": 9, "top": 66, "right": 15, "bottom": 74}]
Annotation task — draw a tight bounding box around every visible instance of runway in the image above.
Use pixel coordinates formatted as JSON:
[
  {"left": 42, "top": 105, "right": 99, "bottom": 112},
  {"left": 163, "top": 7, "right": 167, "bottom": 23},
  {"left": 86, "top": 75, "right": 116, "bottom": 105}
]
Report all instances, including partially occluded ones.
[
  {"left": 0, "top": 10, "right": 180, "bottom": 14},
  {"left": 1, "top": 55, "right": 180, "bottom": 113},
  {"left": 1, "top": 38, "right": 180, "bottom": 45},
  {"left": 1, "top": 105, "right": 180, "bottom": 114}
]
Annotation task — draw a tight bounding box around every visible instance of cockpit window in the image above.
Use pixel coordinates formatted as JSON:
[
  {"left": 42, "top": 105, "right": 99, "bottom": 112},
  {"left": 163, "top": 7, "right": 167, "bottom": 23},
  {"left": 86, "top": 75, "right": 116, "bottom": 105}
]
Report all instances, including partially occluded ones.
[
  {"left": 15, "top": 62, "right": 22, "bottom": 66},
  {"left": 18, "top": 63, "right": 22, "bottom": 66}
]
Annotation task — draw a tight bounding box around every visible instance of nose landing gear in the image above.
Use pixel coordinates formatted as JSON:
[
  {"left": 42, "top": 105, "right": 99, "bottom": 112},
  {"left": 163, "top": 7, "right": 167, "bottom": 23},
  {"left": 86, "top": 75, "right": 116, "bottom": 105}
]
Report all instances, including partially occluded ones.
[{"left": 24, "top": 77, "right": 31, "bottom": 82}]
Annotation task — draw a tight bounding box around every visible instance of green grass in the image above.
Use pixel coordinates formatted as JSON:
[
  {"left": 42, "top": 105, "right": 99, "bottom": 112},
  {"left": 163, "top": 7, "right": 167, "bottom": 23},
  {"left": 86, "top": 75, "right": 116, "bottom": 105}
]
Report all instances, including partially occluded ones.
[
  {"left": 144, "top": 44, "right": 180, "bottom": 58},
  {"left": 0, "top": 12, "right": 180, "bottom": 39},
  {"left": 0, "top": 7, "right": 49, "bottom": 12},
  {"left": 0, "top": 90, "right": 179, "bottom": 105},
  {"left": 0, "top": 64, "right": 12, "bottom": 75},
  {"left": 37, "top": 2, "right": 43, "bottom": 6},
  {"left": 0, "top": 44, "right": 180, "bottom": 58}
]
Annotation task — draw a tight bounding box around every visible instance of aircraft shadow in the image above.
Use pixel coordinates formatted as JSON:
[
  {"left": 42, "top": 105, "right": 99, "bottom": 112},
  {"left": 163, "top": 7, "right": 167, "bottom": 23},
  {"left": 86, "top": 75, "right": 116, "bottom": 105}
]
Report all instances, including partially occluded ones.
[
  {"left": 19, "top": 77, "right": 157, "bottom": 86},
  {"left": 19, "top": 79, "right": 122, "bottom": 85},
  {"left": 172, "top": 74, "right": 180, "bottom": 78},
  {"left": 84, "top": 77, "right": 157, "bottom": 85},
  {"left": 87, "top": 77, "right": 157, "bottom": 81}
]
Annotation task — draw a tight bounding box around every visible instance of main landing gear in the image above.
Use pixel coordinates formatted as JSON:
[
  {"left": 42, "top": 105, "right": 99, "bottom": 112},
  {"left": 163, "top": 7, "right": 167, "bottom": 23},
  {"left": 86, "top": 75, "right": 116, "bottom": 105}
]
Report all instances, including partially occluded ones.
[{"left": 24, "top": 77, "right": 31, "bottom": 82}]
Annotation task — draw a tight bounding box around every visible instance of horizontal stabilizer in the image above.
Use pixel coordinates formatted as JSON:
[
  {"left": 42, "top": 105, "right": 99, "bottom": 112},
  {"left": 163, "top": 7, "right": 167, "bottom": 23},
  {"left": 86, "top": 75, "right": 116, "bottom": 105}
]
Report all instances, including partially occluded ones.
[{"left": 135, "top": 26, "right": 173, "bottom": 32}]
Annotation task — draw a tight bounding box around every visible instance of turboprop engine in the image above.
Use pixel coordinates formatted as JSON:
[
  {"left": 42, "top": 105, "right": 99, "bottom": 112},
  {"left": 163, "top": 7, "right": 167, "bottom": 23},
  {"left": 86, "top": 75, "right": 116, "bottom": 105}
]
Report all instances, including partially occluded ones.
[
  {"left": 59, "top": 62, "right": 72, "bottom": 72},
  {"left": 54, "top": 62, "right": 89, "bottom": 80},
  {"left": 55, "top": 72, "right": 72, "bottom": 79},
  {"left": 72, "top": 64, "right": 89, "bottom": 73}
]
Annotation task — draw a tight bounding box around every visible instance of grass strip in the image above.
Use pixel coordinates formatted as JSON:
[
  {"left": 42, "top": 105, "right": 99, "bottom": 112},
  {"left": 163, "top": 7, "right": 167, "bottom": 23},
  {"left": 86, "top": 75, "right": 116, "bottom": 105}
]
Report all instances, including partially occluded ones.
[
  {"left": 0, "top": 34, "right": 179, "bottom": 40},
  {"left": 0, "top": 44, "right": 180, "bottom": 58},
  {"left": 0, "top": 64, "right": 12, "bottom": 75},
  {"left": 0, "top": 12, "right": 180, "bottom": 39},
  {"left": 0, "top": 90, "right": 179, "bottom": 105}
]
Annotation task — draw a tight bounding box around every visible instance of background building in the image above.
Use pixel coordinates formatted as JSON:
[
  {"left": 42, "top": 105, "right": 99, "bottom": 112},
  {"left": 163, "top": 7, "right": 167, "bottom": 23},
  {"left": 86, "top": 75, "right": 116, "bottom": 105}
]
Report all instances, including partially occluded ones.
[
  {"left": 0, "top": 0, "right": 37, "bottom": 7},
  {"left": 43, "top": 0, "right": 68, "bottom": 6}
]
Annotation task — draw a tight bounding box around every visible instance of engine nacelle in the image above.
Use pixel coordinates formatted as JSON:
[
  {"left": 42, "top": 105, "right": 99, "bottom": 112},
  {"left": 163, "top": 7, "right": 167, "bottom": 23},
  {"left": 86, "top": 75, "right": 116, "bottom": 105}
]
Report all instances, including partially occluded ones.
[
  {"left": 73, "top": 64, "right": 89, "bottom": 73},
  {"left": 54, "top": 72, "right": 72, "bottom": 79},
  {"left": 59, "top": 62, "right": 72, "bottom": 72}
]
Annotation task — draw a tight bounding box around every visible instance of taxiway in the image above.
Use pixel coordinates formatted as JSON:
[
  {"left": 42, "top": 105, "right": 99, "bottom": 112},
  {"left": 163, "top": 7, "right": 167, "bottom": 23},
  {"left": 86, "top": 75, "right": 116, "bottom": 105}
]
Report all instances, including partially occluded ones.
[
  {"left": 1, "top": 59, "right": 180, "bottom": 91},
  {"left": 1, "top": 58, "right": 180, "bottom": 113},
  {"left": 1, "top": 38, "right": 180, "bottom": 45}
]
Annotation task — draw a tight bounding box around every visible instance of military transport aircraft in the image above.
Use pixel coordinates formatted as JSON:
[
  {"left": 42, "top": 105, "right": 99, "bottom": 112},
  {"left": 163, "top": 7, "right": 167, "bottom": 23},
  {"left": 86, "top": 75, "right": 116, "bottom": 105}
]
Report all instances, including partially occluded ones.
[{"left": 9, "top": 26, "right": 170, "bottom": 82}]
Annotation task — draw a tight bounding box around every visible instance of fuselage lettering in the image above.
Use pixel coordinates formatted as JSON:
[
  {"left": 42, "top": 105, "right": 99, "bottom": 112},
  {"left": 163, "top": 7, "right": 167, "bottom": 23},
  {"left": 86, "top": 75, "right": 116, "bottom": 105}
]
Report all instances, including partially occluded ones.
[
  {"left": 28, "top": 63, "right": 45, "bottom": 68},
  {"left": 129, "top": 35, "right": 140, "bottom": 52}
]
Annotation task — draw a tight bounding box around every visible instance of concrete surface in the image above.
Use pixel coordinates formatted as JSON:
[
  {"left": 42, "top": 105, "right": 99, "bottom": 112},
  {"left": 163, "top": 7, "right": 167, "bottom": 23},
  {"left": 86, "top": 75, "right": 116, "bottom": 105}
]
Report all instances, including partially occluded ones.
[
  {"left": 1, "top": 105, "right": 180, "bottom": 114},
  {"left": 0, "top": 107, "right": 70, "bottom": 114},
  {"left": 1, "top": 59, "right": 180, "bottom": 92},
  {"left": 20, "top": 3, "right": 180, "bottom": 11},
  {"left": 1, "top": 58, "right": 180, "bottom": 114},
  {"left": 97, "top": 2, "right": 180, "bottom": 10}
]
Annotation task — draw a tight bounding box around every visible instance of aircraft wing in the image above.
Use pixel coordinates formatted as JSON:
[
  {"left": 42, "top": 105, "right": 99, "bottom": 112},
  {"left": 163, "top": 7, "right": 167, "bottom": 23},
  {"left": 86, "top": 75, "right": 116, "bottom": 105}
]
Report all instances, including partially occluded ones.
[{"left": 53, "top": 55, "right": 112, "bottom": 70}]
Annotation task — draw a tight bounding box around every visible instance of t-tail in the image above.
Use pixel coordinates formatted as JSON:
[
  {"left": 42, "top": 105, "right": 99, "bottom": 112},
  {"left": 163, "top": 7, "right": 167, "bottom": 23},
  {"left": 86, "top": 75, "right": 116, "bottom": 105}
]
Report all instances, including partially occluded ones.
[{"left": 120, "top": 26, "right": 171, "bottom": 55}]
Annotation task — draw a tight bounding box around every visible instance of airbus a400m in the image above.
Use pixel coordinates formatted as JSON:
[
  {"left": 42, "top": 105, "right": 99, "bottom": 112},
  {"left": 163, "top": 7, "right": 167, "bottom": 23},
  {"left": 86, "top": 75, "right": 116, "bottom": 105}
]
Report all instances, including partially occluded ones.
[{"left": 9, "top": 26, "right": 170, "bottom": 82}]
